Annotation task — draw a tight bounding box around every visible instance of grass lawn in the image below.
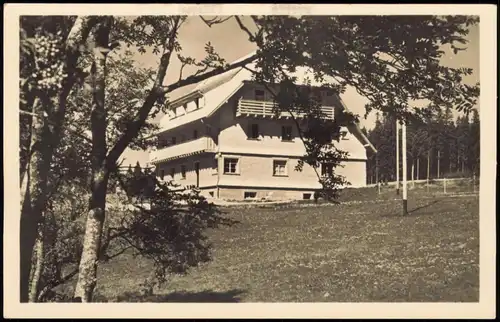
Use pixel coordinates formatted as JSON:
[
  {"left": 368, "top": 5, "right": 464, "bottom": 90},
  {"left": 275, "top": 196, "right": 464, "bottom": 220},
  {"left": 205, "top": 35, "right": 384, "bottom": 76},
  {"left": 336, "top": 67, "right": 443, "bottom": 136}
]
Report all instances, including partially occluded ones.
[{"left": 88, "top": 188, "right": 479, "bottom": 303}]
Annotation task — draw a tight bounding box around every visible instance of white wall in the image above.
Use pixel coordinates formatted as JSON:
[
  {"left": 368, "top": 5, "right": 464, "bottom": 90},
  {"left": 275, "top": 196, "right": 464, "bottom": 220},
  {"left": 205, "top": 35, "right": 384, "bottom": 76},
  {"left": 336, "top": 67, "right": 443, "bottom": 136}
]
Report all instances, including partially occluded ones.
[{"left": 156, "top": 154, "right": 217, "bottom": 189}]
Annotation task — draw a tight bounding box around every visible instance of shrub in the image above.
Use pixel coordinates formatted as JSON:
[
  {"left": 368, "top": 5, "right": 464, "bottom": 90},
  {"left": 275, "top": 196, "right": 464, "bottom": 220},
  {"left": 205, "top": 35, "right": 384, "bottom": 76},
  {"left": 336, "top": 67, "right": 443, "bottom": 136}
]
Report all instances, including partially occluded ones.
[{"left": 36, "top": 172, "right": 238, "bottom": 302}]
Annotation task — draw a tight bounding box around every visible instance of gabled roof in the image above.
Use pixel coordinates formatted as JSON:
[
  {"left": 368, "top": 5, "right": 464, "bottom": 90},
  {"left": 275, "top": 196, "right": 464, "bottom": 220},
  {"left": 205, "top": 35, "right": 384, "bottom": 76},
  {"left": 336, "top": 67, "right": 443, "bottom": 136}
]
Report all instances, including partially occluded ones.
[{"left": 157, "top": 52, "right": 376, "bottom": 153}]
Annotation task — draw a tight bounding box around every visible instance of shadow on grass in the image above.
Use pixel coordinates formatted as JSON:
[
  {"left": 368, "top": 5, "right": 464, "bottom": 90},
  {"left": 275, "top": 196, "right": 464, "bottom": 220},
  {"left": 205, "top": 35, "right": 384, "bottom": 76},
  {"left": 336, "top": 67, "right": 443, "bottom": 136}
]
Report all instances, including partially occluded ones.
[
  {"left": 408, "top": 200, "right": 441, "bottom": 215},
  {"left": 380, "top": 200, "right": 441, "bottom": 218},
  {"left": 115, "top": 289, "right": 246, "bottom": 302}
]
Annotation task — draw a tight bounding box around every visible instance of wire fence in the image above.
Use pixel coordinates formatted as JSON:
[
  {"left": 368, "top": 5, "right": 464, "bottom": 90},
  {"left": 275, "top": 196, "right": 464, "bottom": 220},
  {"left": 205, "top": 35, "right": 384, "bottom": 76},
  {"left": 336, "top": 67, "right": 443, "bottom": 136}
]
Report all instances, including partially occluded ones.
[{"left": 366, "top": 176, "right": 479, "bottom": 196}]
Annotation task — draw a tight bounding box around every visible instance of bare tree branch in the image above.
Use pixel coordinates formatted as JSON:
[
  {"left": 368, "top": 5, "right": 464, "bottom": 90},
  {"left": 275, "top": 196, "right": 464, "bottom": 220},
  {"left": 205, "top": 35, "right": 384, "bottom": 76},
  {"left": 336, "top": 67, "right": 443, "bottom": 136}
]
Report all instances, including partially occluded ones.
[
  {"left": 178, "top": 62, "right": 187, "bottom": 82},
  {"left": 37, "top": 268, "right": 79, "bottom": 301},
  {"left": 234, "top": 16, "right": 257, "bottom": 42},
  {"left": 193, "top": 65, "right": 209, "bottom": 77},
  {"left": 104, "top": 17, "right": 183, "bottom": 167},
  {"left": 200, "top": 15, "right": 233, "bottom": 28},
  {"left": 104, "top": 245, "right": 133, "bottom": 261},
  {"left": 164, "top": 53, "right": 257, "bottom": 94}
]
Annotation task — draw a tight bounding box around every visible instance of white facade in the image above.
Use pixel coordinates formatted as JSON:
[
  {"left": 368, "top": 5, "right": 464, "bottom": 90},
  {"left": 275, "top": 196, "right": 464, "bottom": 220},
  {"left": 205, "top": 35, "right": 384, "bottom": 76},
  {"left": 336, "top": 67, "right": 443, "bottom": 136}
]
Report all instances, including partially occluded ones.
[{"left": 149, "top": 57, "right": 376, "bottom": 200}]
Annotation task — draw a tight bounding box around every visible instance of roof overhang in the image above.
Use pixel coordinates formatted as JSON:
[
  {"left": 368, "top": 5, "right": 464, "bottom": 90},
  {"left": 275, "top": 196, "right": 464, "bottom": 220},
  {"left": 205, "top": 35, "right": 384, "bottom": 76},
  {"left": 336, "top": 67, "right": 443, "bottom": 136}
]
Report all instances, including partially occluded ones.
[
  {"left": 150, "top": 149, "right": 214, "bottom": 164},
  {"left": 335, "top": 95, "right": 377, "bottom": 154}
]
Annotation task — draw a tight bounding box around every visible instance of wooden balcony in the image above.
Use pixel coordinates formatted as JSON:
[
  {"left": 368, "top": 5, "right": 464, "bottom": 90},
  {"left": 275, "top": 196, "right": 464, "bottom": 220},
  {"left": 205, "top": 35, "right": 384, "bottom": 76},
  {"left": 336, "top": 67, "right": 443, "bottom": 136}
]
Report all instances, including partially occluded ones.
[
  {"left": 149, "top": 136, "right": 217, "bottom": 164},
  {"left": 236, "top": 98, "right": 335, "bottom": 120}
]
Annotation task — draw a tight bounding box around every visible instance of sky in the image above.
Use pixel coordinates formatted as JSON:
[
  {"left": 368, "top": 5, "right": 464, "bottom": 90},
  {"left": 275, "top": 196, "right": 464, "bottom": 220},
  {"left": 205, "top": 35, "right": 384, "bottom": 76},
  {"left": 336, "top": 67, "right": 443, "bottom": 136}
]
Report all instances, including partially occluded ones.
[{"left": 119, "top": 16, "right": 480, "bottom": 167}]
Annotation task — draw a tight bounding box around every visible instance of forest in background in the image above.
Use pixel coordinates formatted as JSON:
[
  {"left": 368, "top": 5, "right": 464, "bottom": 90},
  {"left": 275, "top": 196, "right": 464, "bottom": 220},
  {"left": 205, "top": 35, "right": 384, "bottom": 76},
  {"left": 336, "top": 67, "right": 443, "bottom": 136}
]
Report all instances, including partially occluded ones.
[{"left": 363, "top": 107, "right": 480, "bottom": 184}]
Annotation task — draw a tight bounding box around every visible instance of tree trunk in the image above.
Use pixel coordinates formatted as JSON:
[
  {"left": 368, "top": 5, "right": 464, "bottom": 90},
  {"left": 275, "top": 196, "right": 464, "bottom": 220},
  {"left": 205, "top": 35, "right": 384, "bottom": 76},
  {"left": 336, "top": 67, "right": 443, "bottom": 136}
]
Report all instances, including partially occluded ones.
[
  {"left": 28, "top": 224, "right": 44, "bottom": 302},
  {"left": 437, "top": 150, "right": 441, "bottom": 179},
  {"left": 417, "top": 158, "right": 420, "bottom": 181},
  {"left": 20, "top": 93, "right": 71, "bottom": 303},
  {"left": 73, "top": 17, "right": 111, "bottom": 302},
  {"left": 20, "top": 123, "right": 50, "bottom": 303},
  {"left": 427, "top": 151, "right": 430, "bottom": 180},
  {"left": 20, "top": 97, "right": 39, "bottom": 203},
  {"left": 20, "top": 17, "right": 95, "bottom": 302},
  {"left": 20, "top": 99, "right": 40, "bottom": 302},
  {"left": 411, "top": 161, "right": 415, "bottom": 188},
  {"left": 73, "top": 172, "right": 109, "bottom": 302},
  {"left": 396, "top": 121, "right": 400, "bottom": 195},
  {"left": 21, "top": 109, "right": 68, "bottom": 302},
  {"left": 426, "top": 151, "right": 430, "bottom": 192},
  {"left": 401, "top": 122, "right": 408, "bottom": 215}
]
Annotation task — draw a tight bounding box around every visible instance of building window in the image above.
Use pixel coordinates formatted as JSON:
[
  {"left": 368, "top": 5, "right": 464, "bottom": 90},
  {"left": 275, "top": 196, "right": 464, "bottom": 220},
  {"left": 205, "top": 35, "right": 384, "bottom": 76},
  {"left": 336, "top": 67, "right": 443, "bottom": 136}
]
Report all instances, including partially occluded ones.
[
  {"left": 181, "top": 165, "right": 187, "bottom": 179},
  {"left": 273, "top": 160, "right": 288, "bottom": 176},
  {"left": 244, "top": 191, "right": 257, "bottom": 199},
  {"left": 281, "top": 125, "right": 293, "bottom": 141},
  {"left": 195, "top": 98, "right": 200, "bottom": 109},
  {"left": 180, "top": 134, "right": 186, "bottom": 143},
  {"left": 223, "top": 158, "right": 239, "bottom": 174},
  {"left": 170, "top": 167, "right": 175, "bottom": 179},
  {"left": 193, "top": 130, "right": 198, "bottom": 139},
  {"left": 158, "top": 138, "right": 166, "bottom": 148},
  {"left": 171, "top": 137, "right": 177, "bottom": 145},
  {"left": 248, "top": 123, "right": 259, "bottom": 140},
  {"left": 254, "top": 89, "right": 265, "bottom": 101},
  {"left": 303, "top": 193, "right": 312, "bottom": 200},
  {"left": 159, "top": 169, "right": 165, "bottom": 179},
  {"left": 321, "top": 163, "right": 334, "bottom": 177}
]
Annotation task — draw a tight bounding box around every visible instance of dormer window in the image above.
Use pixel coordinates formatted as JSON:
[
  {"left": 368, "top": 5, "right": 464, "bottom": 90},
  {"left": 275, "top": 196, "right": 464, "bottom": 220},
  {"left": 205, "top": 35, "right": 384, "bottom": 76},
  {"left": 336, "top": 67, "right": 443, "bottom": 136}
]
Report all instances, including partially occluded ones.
[
  {"left": 195, "top": 98, "right": 200, "bottom": 109},
  {"left": 254, "top": 89, "right": 265, "bottom": 101}
]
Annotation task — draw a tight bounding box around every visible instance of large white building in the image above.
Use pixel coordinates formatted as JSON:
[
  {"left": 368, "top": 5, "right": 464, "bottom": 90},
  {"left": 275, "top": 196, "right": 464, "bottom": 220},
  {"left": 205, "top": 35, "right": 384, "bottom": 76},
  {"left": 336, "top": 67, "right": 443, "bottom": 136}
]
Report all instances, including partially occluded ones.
[{"left": 148, "top": 53, "right": 376, "bottom": 200}]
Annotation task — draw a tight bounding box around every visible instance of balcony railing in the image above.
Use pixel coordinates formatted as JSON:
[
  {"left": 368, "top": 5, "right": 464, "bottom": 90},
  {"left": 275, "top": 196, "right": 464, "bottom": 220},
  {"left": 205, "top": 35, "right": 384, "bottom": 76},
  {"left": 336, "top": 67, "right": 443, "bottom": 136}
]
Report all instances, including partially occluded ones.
[
  {"left": 149, "top": 136, "right": 217, "bottom": 164},
  {"left": 236, "top": 98, "right": 335, "bottom": 120}
]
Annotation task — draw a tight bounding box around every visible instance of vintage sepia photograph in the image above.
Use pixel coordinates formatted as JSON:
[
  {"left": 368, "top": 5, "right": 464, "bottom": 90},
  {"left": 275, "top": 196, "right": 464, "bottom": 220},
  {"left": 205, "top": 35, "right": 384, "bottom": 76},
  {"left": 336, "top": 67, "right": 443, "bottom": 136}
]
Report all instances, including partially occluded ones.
[{"left": 3, "top": 3, "right": 497, "bottom": 319}]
